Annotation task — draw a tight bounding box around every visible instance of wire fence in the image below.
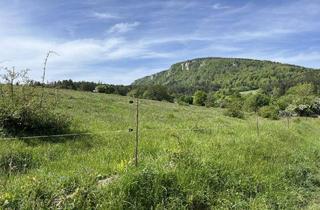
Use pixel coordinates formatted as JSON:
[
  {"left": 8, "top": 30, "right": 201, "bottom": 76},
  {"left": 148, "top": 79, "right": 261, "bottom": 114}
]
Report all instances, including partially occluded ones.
[{"left": 0, "top": 127, "right": 215, "bottom": 141}]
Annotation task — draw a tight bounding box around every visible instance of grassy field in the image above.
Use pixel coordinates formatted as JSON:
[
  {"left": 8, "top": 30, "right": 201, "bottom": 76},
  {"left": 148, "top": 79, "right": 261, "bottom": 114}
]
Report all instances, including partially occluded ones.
[{"left": 1, "top": 89, "right": 320, "bottom": 209}]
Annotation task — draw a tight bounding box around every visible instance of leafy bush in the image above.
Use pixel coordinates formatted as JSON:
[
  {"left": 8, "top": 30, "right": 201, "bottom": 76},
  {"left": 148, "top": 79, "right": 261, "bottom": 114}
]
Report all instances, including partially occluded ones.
[
  {"left": 215, "top": 98, "right": 229, "bottom": 108},
  {"left": 142, "top": 85, "right": 173, "bottom": 102},
  {"left": 128, "top": 85, "right": 173, "bottom": 102},
  {"left": 94, "top": 85, "right": 107, "bottom": 93},
  {"left": 244, "top": 93, "right": 270, "bottom": 112},
  {"left": 95, "top": 84, "right": 116, "bottom": 94},
  {"left": 224, "top": 101, "right": 244, "bottom": 119},
  {"left": 193, "top": 90, "right": 207, "bottom": 106},
  {"left": 311, "top": 98, "right": 320, "bottom": 115},
  {"left": 0, "top": 102, "right": 70, "bottom": 137},
  {"left": 294, "top": 104, "right": 314, "bottom": 117},
  {"left": 177, "top": 95, "right": 193, "bottom": 105},
  {"left": 258, "top": 106, "right": 280, "bottom": 120},
  {"left": 0, "top": 68, "right": 71, "bottom": 137},
  {"left": 205, "top": 92, "right": 217, "bottom": 107}
]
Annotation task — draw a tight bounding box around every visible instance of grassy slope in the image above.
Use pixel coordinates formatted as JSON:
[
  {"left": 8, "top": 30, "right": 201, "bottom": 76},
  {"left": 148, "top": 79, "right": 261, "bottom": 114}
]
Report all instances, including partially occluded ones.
[{"left": 1, "top": 89, "right": 320, "bottom": 209}]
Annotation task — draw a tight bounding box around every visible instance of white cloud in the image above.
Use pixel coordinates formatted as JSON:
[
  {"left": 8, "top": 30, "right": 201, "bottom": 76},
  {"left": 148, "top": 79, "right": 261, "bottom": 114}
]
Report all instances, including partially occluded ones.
[
  {"left": 223, "top": 29, "right": 295, "bottom": 42},
  {"left": 91, "top": 12, "right": 119, "bottom": 20},
  {"left": 274, "top": 52, "right": 320, "bottom": 68},
  {"left": 108, "top": 22, "right": 140, "bottom": 33},
  {"left": 0, "top": 36, "right": 173, "bottom": 82},
  {"left": 212, "top": 3, "right": 230, "bottom": 10}
]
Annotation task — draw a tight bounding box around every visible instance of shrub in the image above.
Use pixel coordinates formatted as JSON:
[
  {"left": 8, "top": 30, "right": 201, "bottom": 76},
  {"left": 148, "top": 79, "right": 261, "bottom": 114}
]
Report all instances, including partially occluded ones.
[
  {"left": 258, "top": 106, "right": 280, "bottom": 120},
  {"left": 205, "top": 92, "right": 216, "bottom": 107},
  {"left": 224, "top": 108, "right": 244, "bottom": 119},
  {"left": 277, "top": 95, "right": 295, "bottom": 110},
  {"left": 95, "top": 85, "right": 107, "bottom": 93},
  {"left": 216, "top": 98, "right": 229, "bottom": 108},
  {"left": 224, "top": 101, "right": 244, "bottom": 119},
  {"left": 244, "top": 93, "right": 270, "bottom": 112},
  {"left": 294, "top": 104, "right": 314, "bottom": 117},
  {"left": 0, "top": 100, "right": 71, "bottom": 137},
  {"left": 311, "top": 98, "right": 320, "bottom": 115},
  {"left": 0, "top": 68, "right": 72, "bottom": 137},
  {"left": 129, "top": 85, "right": 173, "bottom": 102},
  {"left": 177, "top": 95, "right": 193, "bottom": 105},
  {"left": 193, "top": 90, "right": 207, "bottom": 106},
  {"left": 142, "top": 85, "right": 173, "bottom": 102}
]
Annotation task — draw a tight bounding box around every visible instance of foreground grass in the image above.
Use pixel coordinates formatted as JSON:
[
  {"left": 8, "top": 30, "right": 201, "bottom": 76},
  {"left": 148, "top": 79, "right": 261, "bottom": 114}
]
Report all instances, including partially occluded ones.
[{"left": 1, "top": 89, "right": 320, "bottom": 209}]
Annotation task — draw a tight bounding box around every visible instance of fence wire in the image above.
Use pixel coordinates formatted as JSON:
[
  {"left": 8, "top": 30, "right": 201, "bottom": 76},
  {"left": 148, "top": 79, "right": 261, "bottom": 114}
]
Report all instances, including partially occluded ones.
[{"left": 0, "top": 127, "right": 214, "bottom": 141}]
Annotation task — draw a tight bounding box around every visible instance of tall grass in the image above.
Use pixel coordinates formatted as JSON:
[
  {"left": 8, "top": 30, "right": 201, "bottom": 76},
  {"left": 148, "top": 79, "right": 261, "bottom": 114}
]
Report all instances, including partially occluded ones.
[{"left": 0, "top": 89, "right": 319, "bottom": 209}]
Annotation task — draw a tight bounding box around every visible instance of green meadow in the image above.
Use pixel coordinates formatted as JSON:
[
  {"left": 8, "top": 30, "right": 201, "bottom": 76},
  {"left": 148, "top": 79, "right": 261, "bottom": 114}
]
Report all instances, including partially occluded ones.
[{"left": 1, "top": 89, "right": 320, "bottom": 209}]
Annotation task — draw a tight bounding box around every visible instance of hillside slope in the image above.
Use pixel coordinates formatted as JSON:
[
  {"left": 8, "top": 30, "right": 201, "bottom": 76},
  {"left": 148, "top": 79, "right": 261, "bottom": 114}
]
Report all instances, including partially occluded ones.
[
  {"left": 1, "top": 89, "right": 320, "bottom": 209},
  {"left": 133, "top": 57, "right": 320, "bottom": 95}
]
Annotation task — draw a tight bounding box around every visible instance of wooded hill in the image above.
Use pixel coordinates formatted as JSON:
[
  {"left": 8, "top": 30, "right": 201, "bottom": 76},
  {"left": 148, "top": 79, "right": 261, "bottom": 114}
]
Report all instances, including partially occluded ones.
[{"left": 133, "top": 57, "right": 320, "bottom": 95}]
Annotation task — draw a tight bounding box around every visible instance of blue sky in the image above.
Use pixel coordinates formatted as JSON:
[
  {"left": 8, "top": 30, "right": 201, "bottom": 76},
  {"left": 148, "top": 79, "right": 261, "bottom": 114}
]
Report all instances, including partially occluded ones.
[{"left": 0, "top": 0, "right": 319, "bottom": 84}]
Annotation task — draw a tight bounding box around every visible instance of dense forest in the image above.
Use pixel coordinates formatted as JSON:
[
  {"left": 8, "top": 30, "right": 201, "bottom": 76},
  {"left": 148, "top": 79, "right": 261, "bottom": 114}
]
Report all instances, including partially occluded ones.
[
  {"left": 133, "top": 57, "right": 320, "bottom": 96},
  {"left": 30, "top": 80, "right": 132, "bottom": 96}
]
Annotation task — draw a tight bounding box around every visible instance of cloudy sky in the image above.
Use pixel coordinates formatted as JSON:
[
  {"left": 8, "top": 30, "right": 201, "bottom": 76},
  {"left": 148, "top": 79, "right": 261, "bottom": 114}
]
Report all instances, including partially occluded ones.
[{"left": 0, "top": 0, "right": 319, "bottom": 84}]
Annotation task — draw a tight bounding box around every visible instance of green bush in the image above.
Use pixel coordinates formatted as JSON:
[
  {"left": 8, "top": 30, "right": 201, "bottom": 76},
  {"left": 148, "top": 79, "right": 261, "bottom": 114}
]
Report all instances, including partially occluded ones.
[
  {"left": 129, "top": 85, "right": 173, "bottom": 102},
  {"left": 193, "top": 90, "right": 207, "bottom": 106},
  {"left": 258, "top": 106, "right": 280, "bottom": 120},
  {"left": 94, "top": 85, "right": 107, "bottom": 93},
  {"left": 0, "top": 102, "right": 71, "bottom": 137},
  {"left": 294, "top": 104, "right": 314, "bottom": 117},
  {"left": 142, "top": 85, "right": 173, "bottom": 102},
  {"left": 177, "top": 95, "right": 193, "bottom": 105},
  {"left": 224, "top": 107, "right": 244, "bottom": 119},
  {"left": 205, "top": 92, "right": 217, "bottom": 107},
  {"left": 244, "top": 93, "right": 270, "bottom": 112},
  {"left": 311, "top": 98, "right": 320, "bottom": 115},
  {"left": 224, "top": 101, "right": 244, "bottom": 119},
  {"left": 0, "top": 69, "right": 72, "bottom": 137}
]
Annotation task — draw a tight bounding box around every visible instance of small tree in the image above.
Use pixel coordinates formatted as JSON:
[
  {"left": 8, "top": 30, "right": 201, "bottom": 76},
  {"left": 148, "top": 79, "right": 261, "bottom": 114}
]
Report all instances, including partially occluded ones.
[
  {"left": 244, "top": 93, "right": 270, "bottom": 137},
  {"left": 224, "top": 101, "right": 244, "bottom": 119},
  {"left": 205, "top": 92, "right": 217, "bottom": 107},
  {"left": 1, "top": 67, "right": 20, "bottom": 102},
  {"left": 95, "top": 85, "right": 107, "bottom": 93},
  {"left": 193, "top": 90, "right": 207, "bottom": 106},
  {"left": 244, "top": 93, "right": 270, "bottom": 112},
  {"left": 258, "top": 105, "right": 280, "bottom": 120},
  {"left": 142, "top": 85, "right": 173, "bottom": 102}
]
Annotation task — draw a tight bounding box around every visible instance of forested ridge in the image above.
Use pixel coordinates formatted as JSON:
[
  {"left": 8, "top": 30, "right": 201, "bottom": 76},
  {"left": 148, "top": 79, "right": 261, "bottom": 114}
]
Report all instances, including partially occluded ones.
[{"left": 133, "top": 57, "right": 320, "bottom": 95}]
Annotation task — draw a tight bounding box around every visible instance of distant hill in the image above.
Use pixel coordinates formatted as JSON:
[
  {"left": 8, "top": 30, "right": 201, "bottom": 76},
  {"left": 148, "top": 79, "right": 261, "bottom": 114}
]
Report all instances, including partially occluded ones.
[{"left": 133, "top": 57, "right": 320, "bottom": 95}]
